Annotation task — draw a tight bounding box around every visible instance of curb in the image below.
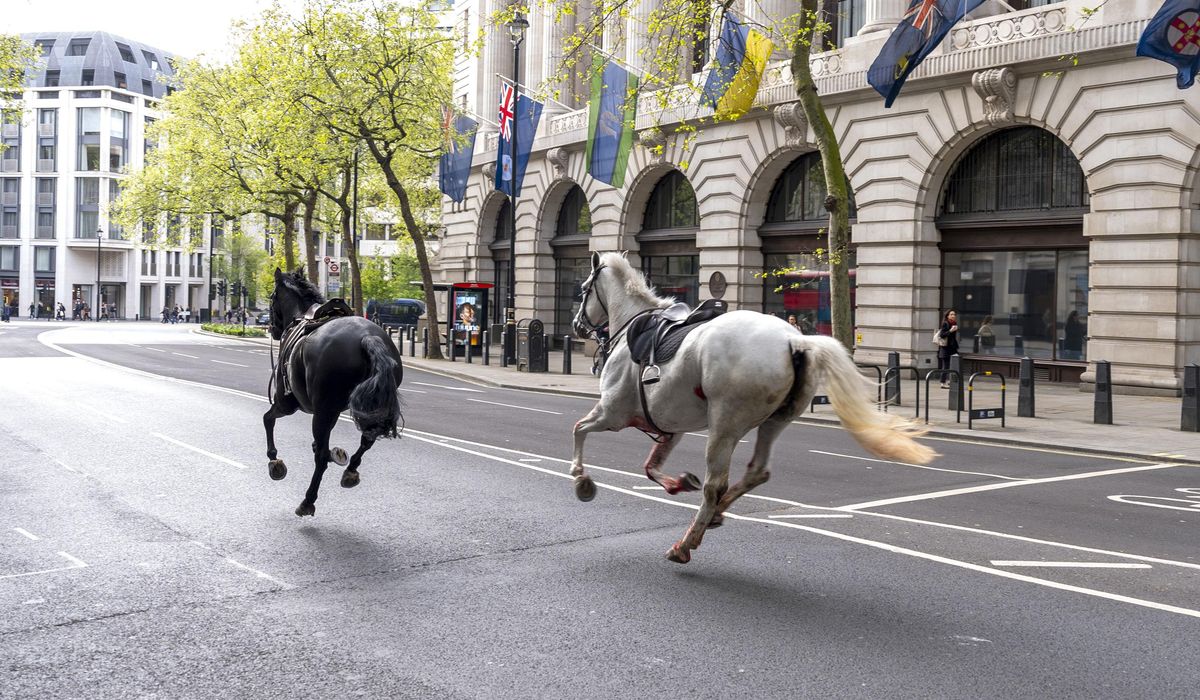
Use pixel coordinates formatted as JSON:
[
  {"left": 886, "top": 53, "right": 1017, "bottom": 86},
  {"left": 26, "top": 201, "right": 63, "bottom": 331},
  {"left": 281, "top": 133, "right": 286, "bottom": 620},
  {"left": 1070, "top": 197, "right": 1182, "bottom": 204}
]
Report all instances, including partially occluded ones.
[{"left": 193, "top": 328, "right": 273, "bottom": 346}]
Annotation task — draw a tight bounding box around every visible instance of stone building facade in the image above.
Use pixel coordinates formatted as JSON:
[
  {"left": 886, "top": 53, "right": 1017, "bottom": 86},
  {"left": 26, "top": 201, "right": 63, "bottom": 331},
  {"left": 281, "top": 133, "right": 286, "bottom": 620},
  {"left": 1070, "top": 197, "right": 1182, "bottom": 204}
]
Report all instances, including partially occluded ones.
[{"left": 439, "top": 0, "right": 1199, "bottom": 393}]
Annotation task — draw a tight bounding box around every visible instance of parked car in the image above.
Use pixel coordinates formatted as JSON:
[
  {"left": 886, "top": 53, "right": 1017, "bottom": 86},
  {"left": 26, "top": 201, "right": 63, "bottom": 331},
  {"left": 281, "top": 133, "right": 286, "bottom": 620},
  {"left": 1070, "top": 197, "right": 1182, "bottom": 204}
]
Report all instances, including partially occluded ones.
[
  {"left": 366, "top": 298, "right": 425, "bottom": 327},
  {"left": 256, "top": 310, "right": 271, "bottom": 326}
]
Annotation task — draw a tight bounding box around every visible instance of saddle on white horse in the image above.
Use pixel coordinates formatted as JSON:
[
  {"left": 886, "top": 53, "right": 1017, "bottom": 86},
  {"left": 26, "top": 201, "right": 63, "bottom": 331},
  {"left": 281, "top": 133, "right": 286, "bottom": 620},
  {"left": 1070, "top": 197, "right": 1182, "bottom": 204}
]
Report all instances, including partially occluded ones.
[{"left": 627, "top": 299, "right": 728, "bottom": 385}]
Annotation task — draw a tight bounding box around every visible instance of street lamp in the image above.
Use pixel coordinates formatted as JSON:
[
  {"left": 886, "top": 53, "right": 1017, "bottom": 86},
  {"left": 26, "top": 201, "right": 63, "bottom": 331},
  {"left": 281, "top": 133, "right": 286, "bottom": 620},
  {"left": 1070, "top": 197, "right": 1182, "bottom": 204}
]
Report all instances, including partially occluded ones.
[
  {"left": 504, "top": 10, "right": 528, "bottom": 365},
  {"left": 95, "top": 226, "right": 102, "bottom": 322}
]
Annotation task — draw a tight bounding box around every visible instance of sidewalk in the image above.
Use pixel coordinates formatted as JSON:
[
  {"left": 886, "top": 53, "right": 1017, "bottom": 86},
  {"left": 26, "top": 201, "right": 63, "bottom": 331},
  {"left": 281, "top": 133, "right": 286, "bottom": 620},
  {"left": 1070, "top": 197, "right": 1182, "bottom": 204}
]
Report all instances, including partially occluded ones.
[{"left": 384, "top": 336, "right": 1200, "bottom": 466}]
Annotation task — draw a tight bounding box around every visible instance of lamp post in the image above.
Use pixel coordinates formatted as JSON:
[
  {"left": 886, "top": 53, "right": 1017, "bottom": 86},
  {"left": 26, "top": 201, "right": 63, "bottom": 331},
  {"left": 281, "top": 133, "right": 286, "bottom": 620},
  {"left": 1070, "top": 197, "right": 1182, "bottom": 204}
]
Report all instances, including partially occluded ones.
[
  {"left": 351, "top": 145, "right": 360, "bottom": 314},
  {"left": 95, "top": 226, "right": 102, "bottom": 322},
  {"left": 504, "top": 11, "right": 528, "bottom": 365}
]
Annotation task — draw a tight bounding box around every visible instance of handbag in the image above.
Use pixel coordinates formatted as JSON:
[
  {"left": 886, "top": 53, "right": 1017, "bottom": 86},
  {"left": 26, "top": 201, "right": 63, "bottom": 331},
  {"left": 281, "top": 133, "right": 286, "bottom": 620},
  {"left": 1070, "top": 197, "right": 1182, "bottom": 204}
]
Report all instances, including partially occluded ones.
[{"left": 933, "top": 328, "right": 947, "bottom": 347}]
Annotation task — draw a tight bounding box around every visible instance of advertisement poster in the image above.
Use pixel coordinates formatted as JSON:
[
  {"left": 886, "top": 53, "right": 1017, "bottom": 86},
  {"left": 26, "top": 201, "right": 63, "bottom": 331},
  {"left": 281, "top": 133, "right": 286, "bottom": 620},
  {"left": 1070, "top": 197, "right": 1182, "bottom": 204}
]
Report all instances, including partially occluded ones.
[{"left": 453, "top": 290, "right": 481, "bottom": 349}]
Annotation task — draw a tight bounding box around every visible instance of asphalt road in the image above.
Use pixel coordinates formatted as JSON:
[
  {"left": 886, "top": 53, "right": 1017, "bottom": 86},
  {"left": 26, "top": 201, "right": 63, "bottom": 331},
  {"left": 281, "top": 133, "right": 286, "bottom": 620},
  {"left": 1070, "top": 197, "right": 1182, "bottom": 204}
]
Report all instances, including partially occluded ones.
[{"left": 2, "top": 321, "right": 1198, "bottom": 698}]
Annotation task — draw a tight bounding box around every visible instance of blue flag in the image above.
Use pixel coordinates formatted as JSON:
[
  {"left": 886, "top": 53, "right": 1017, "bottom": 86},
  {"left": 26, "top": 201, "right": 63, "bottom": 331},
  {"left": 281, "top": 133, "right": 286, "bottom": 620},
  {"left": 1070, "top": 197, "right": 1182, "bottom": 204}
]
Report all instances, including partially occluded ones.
[
  {"left": 495, "top": 83, "right": 543, "bottom": 197},
  {"left": 586, "top": 56, "right": 638, "bottom": 187},
  {"left": 438, "top": 109, "right": 478, "bottom": 204},
  {"left": 1136, "top": 0, "right": 1200, "bottom": 89},
  {"left": 868, "top": 0, "right": 984, "bottom": 107}
]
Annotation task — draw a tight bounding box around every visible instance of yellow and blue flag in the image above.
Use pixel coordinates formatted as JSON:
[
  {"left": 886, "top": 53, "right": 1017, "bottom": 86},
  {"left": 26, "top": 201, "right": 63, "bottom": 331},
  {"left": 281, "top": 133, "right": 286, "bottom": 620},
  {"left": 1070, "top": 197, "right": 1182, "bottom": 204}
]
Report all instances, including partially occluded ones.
[
  {"left": 586, "top": 55, "right": 639, "bottom": 188},
  {"left": 868, "top": 0, "right": 984, "bottom": 107},
  {"left": 701, "top": 12, "right": 775, "bottom": 119},
  {"left": 1136, "top": 0, "right": 1200, "bottom": 89}
]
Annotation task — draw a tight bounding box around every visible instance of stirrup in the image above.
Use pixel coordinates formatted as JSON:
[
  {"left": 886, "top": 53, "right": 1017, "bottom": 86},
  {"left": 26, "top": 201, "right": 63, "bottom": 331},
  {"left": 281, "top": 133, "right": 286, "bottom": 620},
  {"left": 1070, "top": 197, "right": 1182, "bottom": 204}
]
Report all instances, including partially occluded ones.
[{"left": 641, "top": 365, "right": 661, "bottom": 385}]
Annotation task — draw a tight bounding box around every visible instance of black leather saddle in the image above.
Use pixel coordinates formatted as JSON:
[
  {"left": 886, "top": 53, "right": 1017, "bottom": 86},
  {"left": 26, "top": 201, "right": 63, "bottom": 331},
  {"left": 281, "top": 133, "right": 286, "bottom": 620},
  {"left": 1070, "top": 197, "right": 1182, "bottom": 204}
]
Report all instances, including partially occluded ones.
[
  {"left": 628, "top": 299, "right": 728, "bottom": 384},
  {"left": 277, "top": 299, "right": 355, "bottom": 397}
]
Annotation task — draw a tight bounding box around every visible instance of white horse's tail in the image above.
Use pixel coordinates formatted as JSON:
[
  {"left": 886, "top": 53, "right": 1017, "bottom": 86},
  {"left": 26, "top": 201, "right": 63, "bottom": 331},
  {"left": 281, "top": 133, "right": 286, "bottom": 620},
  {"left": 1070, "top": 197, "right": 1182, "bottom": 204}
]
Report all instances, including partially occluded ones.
[{"left": 799, "top": 336, "right": 938, "bottom": 465}]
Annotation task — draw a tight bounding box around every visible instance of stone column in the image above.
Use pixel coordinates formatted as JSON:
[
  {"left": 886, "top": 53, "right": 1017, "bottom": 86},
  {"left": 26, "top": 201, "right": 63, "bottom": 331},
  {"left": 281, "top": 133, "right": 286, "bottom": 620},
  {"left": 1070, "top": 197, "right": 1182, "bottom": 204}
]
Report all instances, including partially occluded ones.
[
  {"left": 477, "top": 0, "right": 510, "bottom": 134},
  {"left": 858, "top": 0, "right": 907, "bottom": 36},
  {"left": 539, "top": 1, "right": 572, "bottom": 113},
  {"left": 743, "top": 0, "right": 794, "bottom": 60}
]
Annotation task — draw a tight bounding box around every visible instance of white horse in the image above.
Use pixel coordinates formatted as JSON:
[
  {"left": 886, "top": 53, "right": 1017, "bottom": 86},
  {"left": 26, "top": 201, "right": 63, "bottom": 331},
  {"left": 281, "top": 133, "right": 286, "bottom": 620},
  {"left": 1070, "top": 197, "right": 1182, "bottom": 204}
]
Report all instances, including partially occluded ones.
[{"left": 570, "top": 252, "right": 937, "bottom": 564}]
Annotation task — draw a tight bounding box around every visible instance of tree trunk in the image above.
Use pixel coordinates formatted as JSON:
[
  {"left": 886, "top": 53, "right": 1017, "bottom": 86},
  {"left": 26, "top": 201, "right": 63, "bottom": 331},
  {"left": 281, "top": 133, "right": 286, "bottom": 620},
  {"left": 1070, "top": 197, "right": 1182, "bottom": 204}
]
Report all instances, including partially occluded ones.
[
  {"left": 361, "top": 137, "right": 444, "bottom": 361},
  {"left": 280, "top": 200, "right": 298, "bottom": 272},
  {"left": 791, "top": 9, "right": 854, "bottom": 350},
  {"left": 339, "top": 205, "right": 363, "bottom": 316},
  {"left": 301, "top": 191, "right": 320, "bottom": 282}
]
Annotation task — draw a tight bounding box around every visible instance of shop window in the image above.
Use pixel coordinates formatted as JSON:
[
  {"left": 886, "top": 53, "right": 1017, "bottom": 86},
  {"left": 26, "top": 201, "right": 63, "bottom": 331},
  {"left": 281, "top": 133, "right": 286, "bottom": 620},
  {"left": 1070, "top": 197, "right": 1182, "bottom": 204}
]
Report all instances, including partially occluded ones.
[
  {"left": 763, "top": 251, "right": 857, "bottom": 334},
  {"left": 941, "top": 127, "right": 1087, "bottom": 216},
  {"left": 766, "top": 152, "right": 857, "bottom": 224},
  {"left": 555, "top": 186, "right": 591, "bottom": 237},
  {"left": 643, "top": 171, "right": 698, "bottom": 231},
  {"left": 642, "top": 255, "right": 699, "bottom": 307}
]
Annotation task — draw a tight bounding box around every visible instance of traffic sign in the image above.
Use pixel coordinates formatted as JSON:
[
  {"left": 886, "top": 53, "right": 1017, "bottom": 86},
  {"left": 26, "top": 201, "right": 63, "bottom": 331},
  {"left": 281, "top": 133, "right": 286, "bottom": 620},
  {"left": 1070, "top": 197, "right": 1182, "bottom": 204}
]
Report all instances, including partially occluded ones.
[{"left": 329, "top": 262, "right": 340, "bottom": 275}]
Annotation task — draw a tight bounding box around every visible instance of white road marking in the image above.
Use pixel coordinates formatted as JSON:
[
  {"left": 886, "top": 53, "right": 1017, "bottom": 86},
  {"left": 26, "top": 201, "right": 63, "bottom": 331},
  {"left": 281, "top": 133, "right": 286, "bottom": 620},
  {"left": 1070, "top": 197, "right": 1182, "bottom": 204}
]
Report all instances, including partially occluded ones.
[
  {"left": 12, "top": 528, "right": 39, "bottom": 541},
  {"left": 224, "top": 557, "right": 293, "bottom": 588},
  {"left": 396, "top": 432, "right": 1200, "bottom": 620},
  {"left": 767, "top": 514, "right": 854, "bottom": 519},
  {"left": 990, "top": 561, "right": 1152, "bottom": 569},
  {"left": 467, "top": 398, "right": 561, "bottom": 415},
  {"left": 838, "top": 463, "right": 1184, "bottom": 511},
  {"left": 0, "top": 551, "right": 88, "bottom": 581},
  {"left": 1108, "top": 489, "right": 1200, "bottom": 513},
  {"left": 411, "top": 381, "right": 485, "bottom": 393},
  {"left": 685, "top": 431, "right": 748, "bottom": 443},
  {"left": 633, "top": 486, "right": 661, "bottom": 490},
  {"left": 809, "top": 450, "right": 1024, "bottom": 481},
  {"left": 171, "top": 352, "right": 199, "bottom": 359},
  {"left": 138, "top": 346, "right": 167, "bottom": 353},
  {"left": 398, "top": 388, "right": 428, "bottom": 394},
  {"left": 153, "top": 433, "right": 249, "bottom": 470},
  {"left": 518, "top": 458, "right": 542, "bottom": 462},
  {"left": 53, "top": 459, "right": 78, "bottom": 474},
  {"left": 211, "top": 359, "right": 249, "bottom": 367}
]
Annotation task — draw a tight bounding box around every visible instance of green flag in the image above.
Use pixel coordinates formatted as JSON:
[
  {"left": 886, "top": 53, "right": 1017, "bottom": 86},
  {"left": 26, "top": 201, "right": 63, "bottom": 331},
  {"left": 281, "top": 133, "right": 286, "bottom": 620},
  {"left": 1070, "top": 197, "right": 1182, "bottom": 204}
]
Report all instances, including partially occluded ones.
[{"left": 586, "top": 54, "right": 638, "bottom": 188}]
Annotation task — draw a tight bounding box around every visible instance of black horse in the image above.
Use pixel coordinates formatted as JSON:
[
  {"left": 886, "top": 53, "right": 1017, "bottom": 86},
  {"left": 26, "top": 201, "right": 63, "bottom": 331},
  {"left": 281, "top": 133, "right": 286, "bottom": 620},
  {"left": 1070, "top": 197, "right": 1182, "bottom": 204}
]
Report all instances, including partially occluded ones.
[{"left": 265, "top": 268, "right": 403, "bottom": 516}]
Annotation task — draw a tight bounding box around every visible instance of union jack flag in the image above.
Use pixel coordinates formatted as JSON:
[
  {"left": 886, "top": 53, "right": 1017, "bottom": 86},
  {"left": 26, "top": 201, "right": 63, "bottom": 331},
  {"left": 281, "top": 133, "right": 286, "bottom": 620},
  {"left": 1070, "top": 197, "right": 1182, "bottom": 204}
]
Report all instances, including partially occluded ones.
[
  {"left": 441, "top": 104, "right": 456, "bottom": 151},
  {"left": 498, "top": 83, "right": 516, "bottom": 141},
  {"left": 903, "top": 0, "right": 943, "bottom": 40}
]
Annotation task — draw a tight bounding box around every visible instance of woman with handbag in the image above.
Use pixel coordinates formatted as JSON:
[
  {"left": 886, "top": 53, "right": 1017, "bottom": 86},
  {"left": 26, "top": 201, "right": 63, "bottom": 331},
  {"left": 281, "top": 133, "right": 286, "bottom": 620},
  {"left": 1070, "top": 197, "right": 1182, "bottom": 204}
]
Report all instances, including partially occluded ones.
[{"left": 936, "top": 309, "right": 959, "bottom": 388}]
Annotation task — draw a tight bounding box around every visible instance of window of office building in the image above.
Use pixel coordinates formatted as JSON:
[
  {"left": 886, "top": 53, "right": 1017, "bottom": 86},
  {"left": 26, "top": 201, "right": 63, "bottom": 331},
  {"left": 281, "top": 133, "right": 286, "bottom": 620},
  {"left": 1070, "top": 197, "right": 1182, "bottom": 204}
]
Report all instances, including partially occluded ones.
[
  {"left": 114, "top": 71, "right": 128, "bottom": 90},
  {"left": 109, "top": 110, "right": 129, "bottom": 171},
  {"left": 142, "top": 51, "right": 160, "bottom": 71},
  {"left": 108, "top": 179, "right": 123, "bottom": 237},
  {"left": 67, "top": 38, "right": 89, "bottom": 56},
  {"left": 116, "top": 43, "right": 136, "bottom": 63},
  {"left": 1, "top": 178, "right": 18, "bottom": 239},
  {"left": 44, "top": 70, "right": 60, "bottom": 87},
  {"left": 35, "top": 39, "right": 55, "bottom": 56},
  {"left": 552, "top": 186, "right": 592, "bottom": 339},
  {"left": 937, "top": 127, "right": 1089, "bottom": 364},
  {"left": 34, "top": 247, "right": 55, "bottom": 273},
  {"left": 1, "top": 113, "right": 19, "bottom": 173},
  {"left": 0, "top": 246, "right": 17, "bottom": 270},
  {"left": 76, "top": 177, "right": 100, "bottom": 237},
  {"left": 36, "top": 178, "right": 55, "bottom": 239},
  {"left": 78, "top": 107, "right": 101, "bottom": 171},
  {"left": 81, "top": 69, "right": 95, "bottom": 86}
]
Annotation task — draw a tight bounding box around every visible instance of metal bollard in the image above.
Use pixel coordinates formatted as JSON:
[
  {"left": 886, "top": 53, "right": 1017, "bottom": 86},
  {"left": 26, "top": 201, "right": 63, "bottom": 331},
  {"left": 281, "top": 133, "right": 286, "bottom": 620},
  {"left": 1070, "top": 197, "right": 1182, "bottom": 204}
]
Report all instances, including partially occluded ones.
[
  {"left": 422, "top": 327, "right": 428, "bottom": 359},
  {"left": 543, "top": 337, "right": 551, "bottom": 372},
  {"left": 449, "top": 333, "right": 456, "bottom": 362},
  {"left": 501, "top": 329, "right": 509, "bottom": 368},
  {"left": 562, "top": 335, "right": 572, "bottom": 375},
  {"left": 483, "top": 330, "right": 490, "bottom": 365},
  {"left": 1018, "top": 356, "right": 1035, "bottom": 418},
  {"left": 466, "top": 337, "right": 473, "bottom": 363},
  {"left": 948, "top": 354, "right": 963, "bottom": 412},
  {"left": 1094, "top": 360, "right": 1113, "bottom": 425},
  {"left": 1181, "top": 364, "right": 1198, "bottom": 432},
  {"left": 886, "top": 351, "right": 901, "bottom": 405},
  {"left": 1014, "top": 335, "right": 1024, "bottom": 355},
  {"left": 409, "top": 327, "right": 416, "bottom": 357}
]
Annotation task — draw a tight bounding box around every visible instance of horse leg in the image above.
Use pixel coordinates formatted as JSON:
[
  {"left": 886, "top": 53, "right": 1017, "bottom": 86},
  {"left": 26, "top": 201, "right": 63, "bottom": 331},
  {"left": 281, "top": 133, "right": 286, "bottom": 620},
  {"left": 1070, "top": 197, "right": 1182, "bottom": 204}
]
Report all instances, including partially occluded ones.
[
  {"left": 263, "top": 396, "right": 299, "bottom": 481},
  {"left": 571, "top": 402, "right": 624, "bottom": 502},
  {"left": 640, "top": 434, "right": 699, "bottom": 494},
  {"left": 709, "top": 415, "right": 790, "bottom": 529},
  {"left": 667, "top": 430, "right": 737, "bottom": 564},
  {"left": 339, "top": 433, "right": 376, "bottom": 488},
  {"left": 296, "top": 410, "right": 338, "bottom": 517}
]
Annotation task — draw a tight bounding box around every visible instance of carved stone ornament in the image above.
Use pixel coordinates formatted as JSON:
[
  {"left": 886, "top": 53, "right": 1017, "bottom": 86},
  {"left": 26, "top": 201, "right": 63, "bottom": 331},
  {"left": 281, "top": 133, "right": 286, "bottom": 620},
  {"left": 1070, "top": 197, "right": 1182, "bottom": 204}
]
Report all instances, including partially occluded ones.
[
  {"left": 638, "top": 127, "right": 667, "bottom": 163},
  {"left": 546, "top": 147, "right": 569, "bottom": 178},
  {"left": 972, "top": 67, "right": 1018, "bottom": 126},
  {"left": 772, "top": 103, "right": 809, "bottom": 148},
  {"left": 481, "top": 162, "right": 496, "bottom": 182}
]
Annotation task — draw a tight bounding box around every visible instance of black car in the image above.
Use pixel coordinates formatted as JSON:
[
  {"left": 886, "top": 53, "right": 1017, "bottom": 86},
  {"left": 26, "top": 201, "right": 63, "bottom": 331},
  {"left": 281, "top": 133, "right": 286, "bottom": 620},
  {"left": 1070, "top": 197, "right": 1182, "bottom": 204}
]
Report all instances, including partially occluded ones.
[{"left": 256, "top": 311, "right": 271, "bottom": 326}]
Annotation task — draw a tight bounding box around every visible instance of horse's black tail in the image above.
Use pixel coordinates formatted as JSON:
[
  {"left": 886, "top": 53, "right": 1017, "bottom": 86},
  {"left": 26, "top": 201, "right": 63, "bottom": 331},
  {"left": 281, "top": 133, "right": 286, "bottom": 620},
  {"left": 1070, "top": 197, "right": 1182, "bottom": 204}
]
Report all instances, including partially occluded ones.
[{"left": 349, "top": 335, "right": 403, "bottom": 440}]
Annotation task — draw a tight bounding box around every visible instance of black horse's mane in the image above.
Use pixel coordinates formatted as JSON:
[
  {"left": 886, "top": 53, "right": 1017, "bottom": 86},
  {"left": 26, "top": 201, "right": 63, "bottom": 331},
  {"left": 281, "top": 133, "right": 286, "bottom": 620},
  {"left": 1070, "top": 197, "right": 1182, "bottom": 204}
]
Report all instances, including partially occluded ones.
[{"left": 281, "top": 269, "right": 325, "bottom": 307}]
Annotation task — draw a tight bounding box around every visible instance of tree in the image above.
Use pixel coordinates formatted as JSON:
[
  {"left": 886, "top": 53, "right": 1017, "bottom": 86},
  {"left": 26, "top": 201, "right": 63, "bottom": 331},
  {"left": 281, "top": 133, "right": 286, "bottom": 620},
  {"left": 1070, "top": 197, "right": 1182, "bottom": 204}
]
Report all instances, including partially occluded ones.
[
  {"left": 537, "top": 0, "right": 855, "bottom": 347},
  {"left": 1, "top": 35, "right": 43, "bottom": 148}
]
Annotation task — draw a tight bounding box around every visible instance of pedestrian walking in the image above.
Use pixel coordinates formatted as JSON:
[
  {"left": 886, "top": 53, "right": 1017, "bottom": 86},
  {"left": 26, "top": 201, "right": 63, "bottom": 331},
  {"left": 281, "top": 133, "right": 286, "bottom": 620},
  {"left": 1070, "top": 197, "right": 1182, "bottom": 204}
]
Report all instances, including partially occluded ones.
[
  {"left": 935, "top": 309, "right": 960, "bottom": 388},
  {"left": 56, "top": 302, "right": 66, "bottom": 321},
  {"left": 28, "top": 302, "right": 36, "bottom": 319}
]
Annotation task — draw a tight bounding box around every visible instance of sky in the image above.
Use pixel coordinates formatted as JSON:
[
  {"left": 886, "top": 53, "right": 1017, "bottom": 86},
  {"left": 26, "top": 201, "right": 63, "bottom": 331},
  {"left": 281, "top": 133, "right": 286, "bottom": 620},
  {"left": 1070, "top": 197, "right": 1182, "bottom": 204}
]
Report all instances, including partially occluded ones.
[{"left": 0, "top": 0, "right": 295, "bottom": 59}]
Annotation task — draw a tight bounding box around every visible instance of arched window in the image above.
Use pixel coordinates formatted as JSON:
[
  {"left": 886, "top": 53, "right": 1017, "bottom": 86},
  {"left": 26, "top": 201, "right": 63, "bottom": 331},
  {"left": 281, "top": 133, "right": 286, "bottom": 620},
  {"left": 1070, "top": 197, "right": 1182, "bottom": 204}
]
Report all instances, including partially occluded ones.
[
  {"left": 493, "top": 199, "right": 512, "bottom": 241},
  {"left": 941, "top": 126, "right": 1088, "bottom": 215},
  {"left": 490, "top": 199, "right": 512, "bottom": 327},
  {"left": 765, "top": 152, "right": 856, "bottom": 224},
  {"left": 555, "top": 186, "right": 592, "bottom": 237},
  {"left": 643, "top": 171, "right": 698, "bottom": 231}
]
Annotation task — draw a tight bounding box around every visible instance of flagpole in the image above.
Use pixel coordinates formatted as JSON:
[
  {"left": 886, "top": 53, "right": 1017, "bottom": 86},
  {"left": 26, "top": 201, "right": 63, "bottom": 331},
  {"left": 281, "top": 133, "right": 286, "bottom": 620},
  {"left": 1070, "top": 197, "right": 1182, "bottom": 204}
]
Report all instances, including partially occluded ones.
[
  {"left": 584, "top": 43, "right": 673, "bottom": 89},
  {"left": 492, "top": 75, "right": 575, "bottom": 112}
]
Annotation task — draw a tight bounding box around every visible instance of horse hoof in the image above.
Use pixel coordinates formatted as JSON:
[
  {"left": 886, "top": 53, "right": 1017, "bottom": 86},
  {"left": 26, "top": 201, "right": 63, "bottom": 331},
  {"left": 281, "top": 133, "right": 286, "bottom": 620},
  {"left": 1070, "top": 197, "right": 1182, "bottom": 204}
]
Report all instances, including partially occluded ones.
[
  {"left": 341, "top": 469, "right": 360, "bottom": 488},
  {"left": 709, "top": 512, "right": 725, "bottom": 529},
  {"left": 268, "top": 459, "right": 287, "bottom": 481},
  {"left": 330, "top": 447, "right": 349, "bottom": 466},
  {"left": 680, "top": 472, "right": 702, "bottom": 491},
  {"left": 295, "top": 502, "right": 315, "bottom": 517},
  {"left": 574, "top": 475, "right": 596, "bottom": 502},
  {"left": 666, "top": 545, "right": 691, "bottom": 564}
]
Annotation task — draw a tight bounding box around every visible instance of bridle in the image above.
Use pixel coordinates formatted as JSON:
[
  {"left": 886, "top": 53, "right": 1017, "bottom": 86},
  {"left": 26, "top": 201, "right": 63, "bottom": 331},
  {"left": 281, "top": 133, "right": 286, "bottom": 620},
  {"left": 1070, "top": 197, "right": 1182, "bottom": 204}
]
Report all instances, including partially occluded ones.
[
  {"left": 575, "top": 265, "right": 608, "bottom": 337},
  {"left": 576, "top": 264, "right": 656, "bottom": 377}
]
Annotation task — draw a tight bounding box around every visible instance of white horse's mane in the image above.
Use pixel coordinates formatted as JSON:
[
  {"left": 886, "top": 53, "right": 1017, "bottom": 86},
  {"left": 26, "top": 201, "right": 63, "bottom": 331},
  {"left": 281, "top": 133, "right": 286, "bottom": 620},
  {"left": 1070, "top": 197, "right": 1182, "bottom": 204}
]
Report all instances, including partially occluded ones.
[{"left": 597, "top": 251, "right": 673, "bottom": 309}]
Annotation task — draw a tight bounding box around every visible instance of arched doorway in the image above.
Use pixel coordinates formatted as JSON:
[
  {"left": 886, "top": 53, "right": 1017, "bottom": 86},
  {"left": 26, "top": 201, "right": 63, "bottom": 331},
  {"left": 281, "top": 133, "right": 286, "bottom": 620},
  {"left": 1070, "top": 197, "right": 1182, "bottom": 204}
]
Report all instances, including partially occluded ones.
[
  {"left": 551, "top": 185, "right": 592, "bottom": 339},
  {"left": 638, "top": 171, "right": 699, "bottom": 306},
  {"left": 758, "top": 152, "right": 856, "bottom": 335},
  {"left": 936, "top": 126, "right": 1089, "bottom": 377},
  {"left": 488, "top": 198, "right": 512, "bottom": 328}
]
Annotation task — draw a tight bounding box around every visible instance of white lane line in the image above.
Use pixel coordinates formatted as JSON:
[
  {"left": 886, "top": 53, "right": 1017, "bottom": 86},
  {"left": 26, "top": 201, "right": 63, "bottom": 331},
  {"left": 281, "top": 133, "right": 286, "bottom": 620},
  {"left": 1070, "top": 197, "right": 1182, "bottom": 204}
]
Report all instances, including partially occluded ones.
[
  {"left": 767, "top": 514, "right": 854, "bottom": 519},
  {"left": 397, "top": 431, "right": 1200, "bottom": 620},
  {"left": 838, "top": 463, "right": 1183, "bottom": 511},
  {"left": 211, "top": 359, "right": 249, "bottom": 367},
  {"left": 518, "top": 458, "right": 542, "bottom": 462},
  {"left": 12, "top": 528, "right": 40, "bottom": 541},
  {"left": 632, "top": 486, "right": 661, "bottom": 490},
  {"left": 138, "top": 346, "right": 168, "bottom": 353},
  {"left": 411, "top": 381, "right": 485, "bottom": 393},
  {"left": 224, "top": 557, "right": 293, "bottom": 588},
  {"left": 153, "top": 433, "right": 249, "bottom": 470},
  {"left": 990, "top": 561, "right": 1152, "bottom": 569},
  {"left": 466, "top": 398, "right": 561, "bottom": 415},
  {"left": 685, "top": 431, "right": 748, "bottom": 443},
  {"left": 398, "top": 387, "right": 428, "bottom": 394},
  {"left": 809, "top": 450, "right": 1025, "bottom": 481},
  {"left": 0, "top": 552, "right": 88, "bottom": 581},
  {"left": 53, "top": 459, "right": 78, "bottom": 474},
  {"left": 171, "top": 352, "right": 199, "bottom": 359}
]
